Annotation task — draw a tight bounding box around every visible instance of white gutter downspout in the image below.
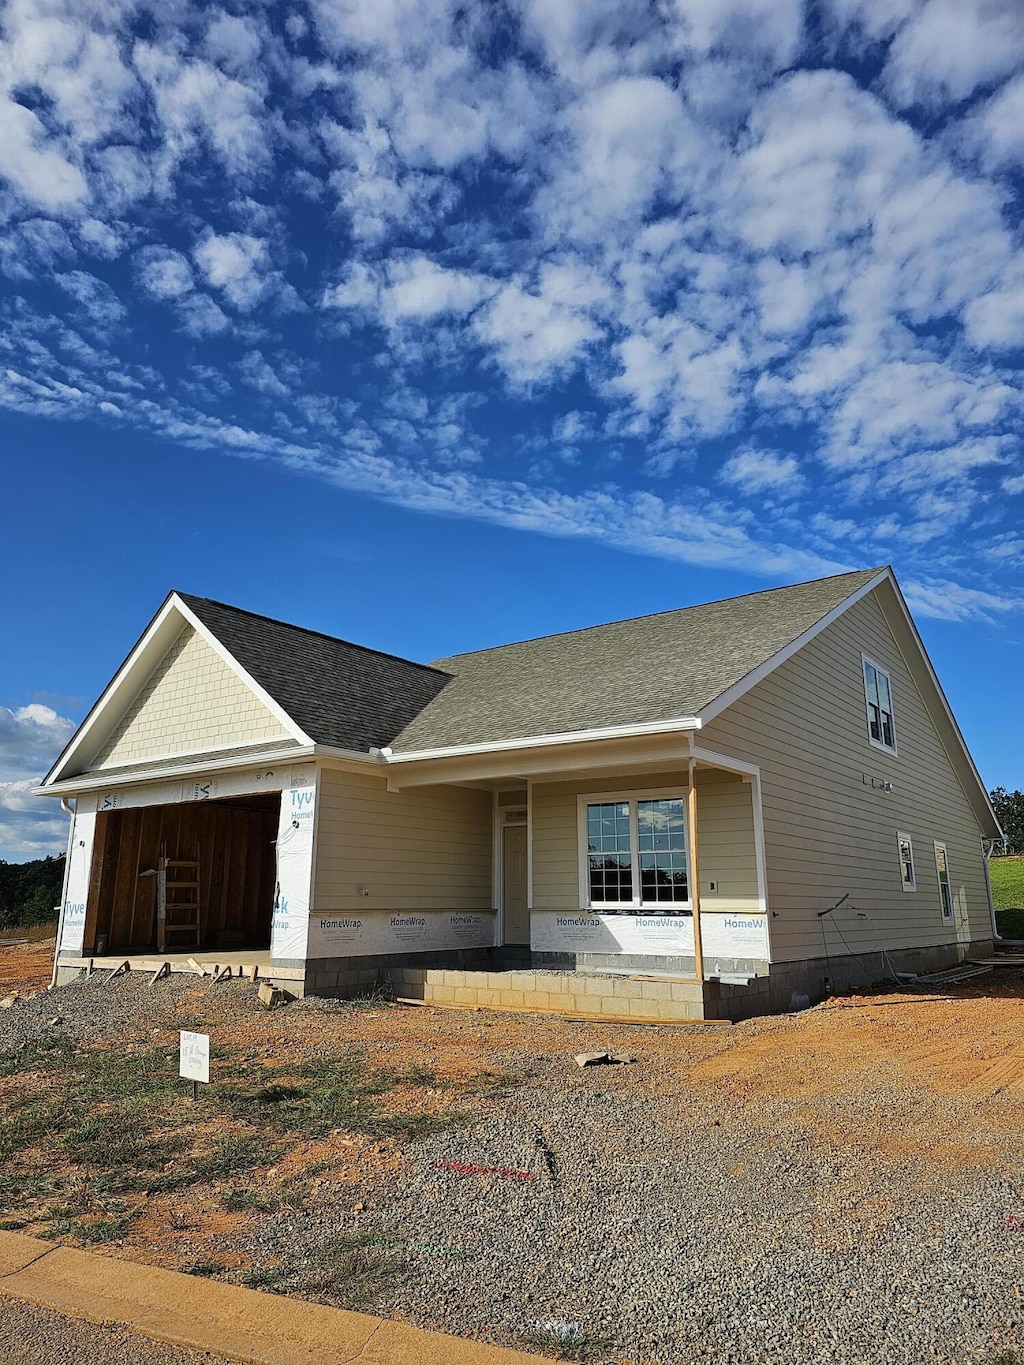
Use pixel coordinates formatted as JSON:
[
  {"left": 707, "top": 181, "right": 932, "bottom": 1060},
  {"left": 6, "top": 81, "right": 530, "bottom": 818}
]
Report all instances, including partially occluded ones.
[
  {"left": 50, "top": 798, "right": 76, "bottom": 989},
  {"left": 984, "top": 836, "right": 1007, "bottom": 943}
]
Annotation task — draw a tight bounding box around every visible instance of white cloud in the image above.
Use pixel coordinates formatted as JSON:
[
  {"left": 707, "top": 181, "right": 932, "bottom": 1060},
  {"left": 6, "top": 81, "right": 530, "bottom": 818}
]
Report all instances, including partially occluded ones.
[
  {"left": 77, "top": 219, "right": 125, "bottom": 258},
  {"left": 883, "top": 0, "right": 1024, "bottom": 109},
  {"left": 55, "top": 270, "right": 126, "bottom": 327},
  {"left": 0, "top": 704, "right": 75, "bottom": 776},
  {"left": 0, "top": 697, "right": 74, "bottom": 850},
  {"left": 176, "top": 293, "right": 230, "bottom": 337},
  {"left": 0, "top": 97, "right": 88, "bottom": 210},
  {"left": 135, "top": 245, "right": 195, "bottom": 301},
  {"left": 205, "top": 14, "right": 263, "bottom": 74},
  {"left": 902, "top": 576, "right": 1022, "bottom": 622},
  {"left": 238, "top": 350, "right": 290, "bottom": 397},
  {"left": 473, "top": 280, "right": 600, "bottom": 384},
  {"left": 381, "top": 256, "right": 495, "bottom": 323},
  {"left": 193, "top": 231, "right": 270, "bottom": 311},
  {"left": 720, "top": 447, "right": 804, "bottom": 494},
  {"left": 966, "top": 74, "right": 1024, "bottom": 173},
  {"left": 134, "top": 41, "right": 269, "bottom": 183}
]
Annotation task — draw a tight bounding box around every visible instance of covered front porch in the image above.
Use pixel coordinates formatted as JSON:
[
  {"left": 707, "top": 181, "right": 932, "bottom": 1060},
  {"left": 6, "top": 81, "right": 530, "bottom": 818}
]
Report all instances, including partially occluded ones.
[{"left": 308, "top": 732, "right": 772, "bottom": 1019}]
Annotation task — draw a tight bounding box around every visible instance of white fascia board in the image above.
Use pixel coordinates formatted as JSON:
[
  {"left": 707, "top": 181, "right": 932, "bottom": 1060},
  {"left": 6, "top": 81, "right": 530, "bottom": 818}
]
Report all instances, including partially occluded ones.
[
  {"left": 41, "top": 593, "right": 186, "bottom": 787},
  {"left": 312, "top": 745, "right": 389, "bottom": 768},
  {"left": 878, "top": 576, "right": 1003, "bottom": 839},
  {"left": 40, "top": 593, "right": 312, "bottom": 789},
  {"left": 384, "top": 716, "right": 702, "bottom": 766},
  {"left": 697, "top": 569, "right": 890, "bottom": 728},
  {"left": 172, "top": 595, "right": 313, "bottom": 746},
  {"left": 35, "top": 742, "right": 315, "bottom": 799}
]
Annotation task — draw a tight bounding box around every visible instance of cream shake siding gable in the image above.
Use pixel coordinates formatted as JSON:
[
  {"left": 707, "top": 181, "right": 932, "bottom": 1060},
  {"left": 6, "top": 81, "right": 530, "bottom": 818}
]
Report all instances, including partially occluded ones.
[
  {"left": 313, "top": 768, "right": 492, "bottom": 913},
  {"left": 91, "top": 624, "right": 289, "bottom": 769},
  {"left": 699, "top": 589, "right": 990, "bottom": 962},
  {"left": 530, "top": 769, "right": 760, "bottom": 918}
]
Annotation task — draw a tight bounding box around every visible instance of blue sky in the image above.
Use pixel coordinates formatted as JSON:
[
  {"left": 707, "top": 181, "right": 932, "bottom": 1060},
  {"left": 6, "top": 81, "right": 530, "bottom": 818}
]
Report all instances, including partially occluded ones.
[{"left": 2, "top": 0, "right": 1024, "bottom": 860}]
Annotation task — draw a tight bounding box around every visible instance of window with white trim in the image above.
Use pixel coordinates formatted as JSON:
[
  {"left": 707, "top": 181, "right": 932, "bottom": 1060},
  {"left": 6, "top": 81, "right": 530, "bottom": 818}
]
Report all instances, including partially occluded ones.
[
  {"left": 579, "top": 791, "right": 689, "bottom": 912},
  {"left": 934, "top": 841, "right": 954, "bottom": 923},
  {"left": 897, "top": 832, "right": 916, "bottom": 891},
  {"left": 863, "top": 655, "right": 896, "bottom": 753}
]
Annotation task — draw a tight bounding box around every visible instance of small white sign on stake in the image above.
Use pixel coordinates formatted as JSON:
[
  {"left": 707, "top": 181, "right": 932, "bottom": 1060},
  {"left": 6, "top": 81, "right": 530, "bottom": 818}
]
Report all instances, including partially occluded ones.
[{"left": 179, "top": 1030, "right": 210, "bottom": 1096}]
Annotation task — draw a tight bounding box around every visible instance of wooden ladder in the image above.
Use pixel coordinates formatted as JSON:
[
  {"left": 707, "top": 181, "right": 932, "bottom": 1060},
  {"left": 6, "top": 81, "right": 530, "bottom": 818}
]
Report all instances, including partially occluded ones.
[{"left": 156, "top": 854, "right": 201, "bottom": 951}]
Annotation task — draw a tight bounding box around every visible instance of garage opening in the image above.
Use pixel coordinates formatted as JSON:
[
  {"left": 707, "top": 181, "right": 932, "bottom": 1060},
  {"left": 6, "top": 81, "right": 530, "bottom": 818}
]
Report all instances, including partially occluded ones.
[{"left": 83, "top": 793, "right": 281, "bottom": 954}]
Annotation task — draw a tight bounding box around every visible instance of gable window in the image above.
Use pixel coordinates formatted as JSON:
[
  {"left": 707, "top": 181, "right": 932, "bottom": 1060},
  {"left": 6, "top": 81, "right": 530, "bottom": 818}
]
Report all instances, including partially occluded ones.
[
  {"left": 897, "top": 832, "right": 916, "bottom": 891},
  {"left": 862, "top": 655, "right": 896, "bottom": 753},
  {"left": 934, "top": 841, "right": 955, "bottom": 923},
  {"left": 579, "top": 791, "right": 689, "bottom": 912}
]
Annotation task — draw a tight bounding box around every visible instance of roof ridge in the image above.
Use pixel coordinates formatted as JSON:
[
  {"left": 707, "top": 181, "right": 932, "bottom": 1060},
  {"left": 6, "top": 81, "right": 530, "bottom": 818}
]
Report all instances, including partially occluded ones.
[
  {"left": 176, "top": 593, "right": 452, "bottom": 679},
  {"left": 430, "top": 566, "right": 888, "bottom": 666}
]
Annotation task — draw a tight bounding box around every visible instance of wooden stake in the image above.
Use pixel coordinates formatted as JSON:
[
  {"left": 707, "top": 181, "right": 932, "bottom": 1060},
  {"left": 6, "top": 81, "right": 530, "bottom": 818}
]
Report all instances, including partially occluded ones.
[{"left": 149, "top": 961, "right": 170, "bottom": 985}]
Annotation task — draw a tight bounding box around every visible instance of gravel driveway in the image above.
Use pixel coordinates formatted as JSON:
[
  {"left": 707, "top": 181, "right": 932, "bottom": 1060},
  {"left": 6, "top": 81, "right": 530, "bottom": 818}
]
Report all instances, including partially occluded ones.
[{"left": 5, "top": 965, "right": 1024, "bottom": 1364}]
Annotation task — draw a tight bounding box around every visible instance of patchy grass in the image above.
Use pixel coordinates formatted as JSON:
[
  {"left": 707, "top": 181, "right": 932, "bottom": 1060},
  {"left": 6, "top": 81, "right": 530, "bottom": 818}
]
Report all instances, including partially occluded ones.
[
  {"left": 0, "top": 1034, "right": 472, "bottom": 1244},
  {"left": 519, "top": 1322, "right": 614, "bottom": 1361},
  {"left": 243, "top": 1231, "right": 396, "bottom": 1308},
  {"left": 992, "top": 857, "right": 1024, "bottom": 914}
]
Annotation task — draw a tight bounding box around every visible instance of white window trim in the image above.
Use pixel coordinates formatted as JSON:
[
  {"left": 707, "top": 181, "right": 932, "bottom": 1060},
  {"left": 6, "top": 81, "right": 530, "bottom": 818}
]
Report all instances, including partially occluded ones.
[
  {"left": 897, "top": 831, "right": 916, "bottom": 892},
  {"left": 862, "top": 652, "right": 898, "bottom": 756},
  {"left": 934, "top": 840, "right": 954, "bottom": 924},
  {"left": 576, "top": 786, "right": 691, "bottom": 913}
]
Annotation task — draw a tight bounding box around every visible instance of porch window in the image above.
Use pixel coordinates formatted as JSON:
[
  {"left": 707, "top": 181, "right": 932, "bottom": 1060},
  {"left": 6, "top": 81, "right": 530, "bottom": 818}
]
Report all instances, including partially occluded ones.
[
  {"left": 580, "top": 791, "right": 689, "bottom": 912},
  {"left": 934, "top": 841, "right": 954, "bottom": 923},
  {"left": 862, "top": 654, "right": 896, "bottom": 753},
  {"left": 897, "top": 832, "right": 916, "bottom": 891}
]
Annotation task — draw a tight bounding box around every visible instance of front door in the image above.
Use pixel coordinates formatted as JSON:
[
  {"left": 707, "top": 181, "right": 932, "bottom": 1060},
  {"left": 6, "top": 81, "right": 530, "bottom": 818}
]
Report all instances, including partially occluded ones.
[{"left": 502, "top": 824, "right": 529, "bottom": 944}]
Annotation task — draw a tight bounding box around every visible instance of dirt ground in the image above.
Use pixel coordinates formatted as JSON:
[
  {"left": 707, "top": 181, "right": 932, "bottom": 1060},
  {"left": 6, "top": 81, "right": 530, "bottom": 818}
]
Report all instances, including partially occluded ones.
[
  {"left": 5, "top": 947, "right": 1024, "bottom": 1361},
  {"left": 0, "top": 938, "right": 56, "bottom": 995}
]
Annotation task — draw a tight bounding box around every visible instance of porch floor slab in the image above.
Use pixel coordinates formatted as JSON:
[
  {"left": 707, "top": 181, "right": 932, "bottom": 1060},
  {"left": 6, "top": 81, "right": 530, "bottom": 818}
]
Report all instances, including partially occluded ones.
[{"left": 382, "top": 965, "right": 713, "bottom": 1023}]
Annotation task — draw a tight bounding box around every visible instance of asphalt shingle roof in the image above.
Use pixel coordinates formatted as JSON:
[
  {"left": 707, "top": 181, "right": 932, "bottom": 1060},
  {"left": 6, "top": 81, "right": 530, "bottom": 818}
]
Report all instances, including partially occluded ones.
[
  {"left": 178, "top": 594, "right": 451, "bottom": 753},
  {"left": 181, "top": 569, "right": 884, "bottom": 754},
  {"left": 389, "top": 567, "right": 886, "bottom": 751}
]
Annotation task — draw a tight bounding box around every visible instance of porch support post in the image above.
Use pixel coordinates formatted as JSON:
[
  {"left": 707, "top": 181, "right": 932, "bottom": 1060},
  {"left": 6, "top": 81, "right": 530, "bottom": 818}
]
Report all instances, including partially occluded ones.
[
  {"left": 526, "top": 779, "right": 534, "bottom": 910},
  {"left": 687, "top": 758, "right": 704, "bottom": 984}
]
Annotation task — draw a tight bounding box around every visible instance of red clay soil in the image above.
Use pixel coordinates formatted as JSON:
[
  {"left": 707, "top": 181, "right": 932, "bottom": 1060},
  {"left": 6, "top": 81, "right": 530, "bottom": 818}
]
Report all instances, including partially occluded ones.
[{"left": 0, "top": 937, "right": 56, "bottom": 995}]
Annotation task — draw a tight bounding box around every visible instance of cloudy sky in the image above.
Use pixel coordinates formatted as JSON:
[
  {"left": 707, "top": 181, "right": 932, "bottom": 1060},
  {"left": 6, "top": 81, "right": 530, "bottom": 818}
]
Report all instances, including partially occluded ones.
[{"left": 2, "top": 0, "right": 1024, "bottom": 859}]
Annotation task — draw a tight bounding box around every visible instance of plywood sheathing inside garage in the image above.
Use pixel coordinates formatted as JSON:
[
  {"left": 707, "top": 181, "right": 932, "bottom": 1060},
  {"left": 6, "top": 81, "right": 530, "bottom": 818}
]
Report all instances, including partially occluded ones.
[{"left": 86, "top": 795, "right": 279, "bottom": 954}]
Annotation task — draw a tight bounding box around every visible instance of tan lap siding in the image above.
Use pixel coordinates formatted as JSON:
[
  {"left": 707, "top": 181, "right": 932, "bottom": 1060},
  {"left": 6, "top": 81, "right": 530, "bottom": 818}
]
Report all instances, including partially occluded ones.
[
  {"left": 313, "top": 768, "right": 492, "bottom": 912},
  {"left": 93, "top": 625, "right": 288, "bottom": 768},
  {"left": 700, "top": 591, "right": 989, "bottom": 962},
  {"left": 531, "top": 768, "right": 758, "bottom": 914},
  {"left": 695, "top": 770, "right": 760, "bottom": 915}
]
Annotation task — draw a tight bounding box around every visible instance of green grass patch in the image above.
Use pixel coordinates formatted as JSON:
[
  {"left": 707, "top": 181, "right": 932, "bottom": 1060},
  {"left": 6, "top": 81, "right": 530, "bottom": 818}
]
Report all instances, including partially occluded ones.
[
  {"left": 185, "top": 1258, "right": 226, "bottom": 1278},
  {"left": 244, "top": 1232, "right": 396, "bottom": 1308},
  {"left": 992, "top": 857, "right": 1024, "bottom": 913},
  {"left": 0, "top": 1036, "right": 471, "bottom": 1230},
  {"left": 518, "top": 1323, "right": 614, "bottom": 1361}
]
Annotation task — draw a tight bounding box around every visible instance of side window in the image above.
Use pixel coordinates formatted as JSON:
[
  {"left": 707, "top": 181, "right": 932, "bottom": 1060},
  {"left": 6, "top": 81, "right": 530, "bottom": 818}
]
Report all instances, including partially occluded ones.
[
  {"left": 897, "top": 832, "right": 916, "bottom": 891},
  {"left": 863, "top": 655, "right": 897, "bottom": 754},
  {"left": 934, "top": 842, "right": 954, "bottom": 923}
]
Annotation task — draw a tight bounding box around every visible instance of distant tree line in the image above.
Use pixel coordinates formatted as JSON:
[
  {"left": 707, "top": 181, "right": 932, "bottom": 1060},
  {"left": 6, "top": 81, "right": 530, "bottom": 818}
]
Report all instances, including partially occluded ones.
[
  {"left": 0, "top": 855, "right": 66, "bottom": 931},
  {"left": 991, "top": 788, "right": 1024, "bottom": 856}
]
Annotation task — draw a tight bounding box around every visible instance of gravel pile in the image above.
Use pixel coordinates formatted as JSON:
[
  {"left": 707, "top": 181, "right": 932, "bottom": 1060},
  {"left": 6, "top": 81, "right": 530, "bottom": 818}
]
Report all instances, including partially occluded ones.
[
  {"left": 245, "top": 1060, "right": 1024, "bottom": 1364},
  {"left": 0, "top": 973, "right": 261, "bottom": 1055}
]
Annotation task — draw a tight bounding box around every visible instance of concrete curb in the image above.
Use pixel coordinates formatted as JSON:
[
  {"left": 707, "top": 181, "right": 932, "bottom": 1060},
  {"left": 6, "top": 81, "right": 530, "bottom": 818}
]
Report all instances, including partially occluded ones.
[{"left": 0, "top": 1231, "right": 541, "bottom": 1365}]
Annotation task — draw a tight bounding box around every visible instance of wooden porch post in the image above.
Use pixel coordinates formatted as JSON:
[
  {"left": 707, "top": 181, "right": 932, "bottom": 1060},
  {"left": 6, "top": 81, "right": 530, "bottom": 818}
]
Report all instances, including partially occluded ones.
[{"left": 687, "top": 758, "right": 704, "bottom": 984}]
